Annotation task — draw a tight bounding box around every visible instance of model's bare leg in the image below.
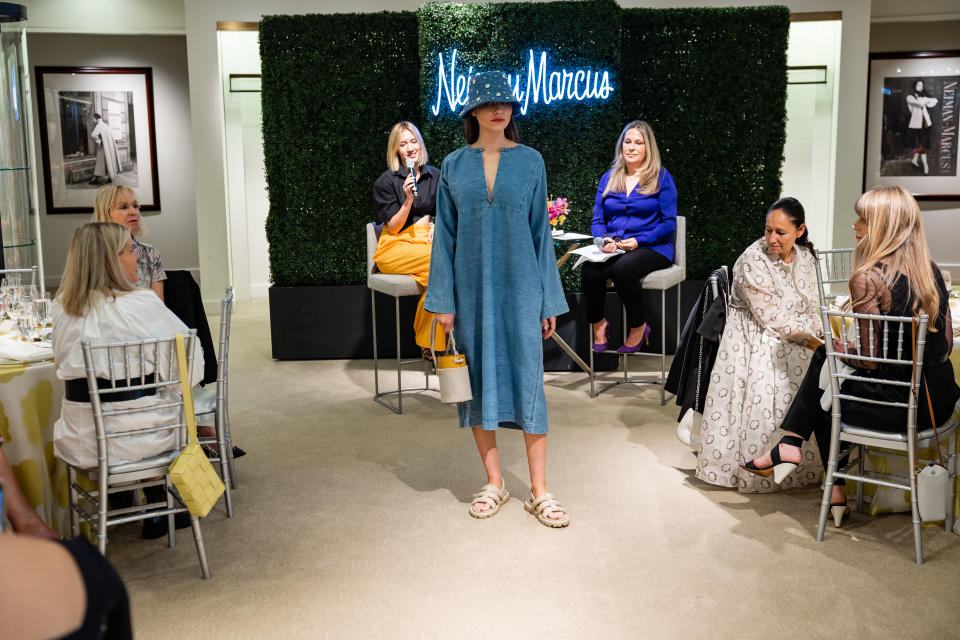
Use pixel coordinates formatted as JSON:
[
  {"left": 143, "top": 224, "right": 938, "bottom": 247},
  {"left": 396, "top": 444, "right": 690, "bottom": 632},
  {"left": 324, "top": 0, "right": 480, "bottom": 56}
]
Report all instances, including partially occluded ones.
[
  {"left": 471, "top": 427, "right": 501, "bottom": 512},
  {"left": 523, "top": 432, "right": 565, "bottom": 520}
]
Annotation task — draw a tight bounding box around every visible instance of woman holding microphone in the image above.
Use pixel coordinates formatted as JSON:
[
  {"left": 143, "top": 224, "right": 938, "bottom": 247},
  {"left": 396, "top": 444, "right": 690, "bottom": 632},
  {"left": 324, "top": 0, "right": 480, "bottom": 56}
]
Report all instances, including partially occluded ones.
[{"left": 372, "top": 122, "right": 445, "bottom": 359}]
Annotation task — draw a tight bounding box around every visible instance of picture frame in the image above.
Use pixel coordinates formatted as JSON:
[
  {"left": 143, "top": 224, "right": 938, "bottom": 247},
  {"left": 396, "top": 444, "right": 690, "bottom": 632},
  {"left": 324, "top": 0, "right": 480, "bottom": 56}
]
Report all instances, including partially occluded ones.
[
  {"left": 35, "top": 66, "right": 160, "bottom": 213},
  {"left": 864, "top": 51, "right": 960, "bottom": 200}
]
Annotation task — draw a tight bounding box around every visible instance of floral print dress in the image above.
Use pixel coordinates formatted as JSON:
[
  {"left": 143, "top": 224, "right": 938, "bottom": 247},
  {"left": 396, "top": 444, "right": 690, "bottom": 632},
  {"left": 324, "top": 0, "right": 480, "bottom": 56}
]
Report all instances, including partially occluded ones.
[{"left": 696, "top": 238, "right": 824, "bottom": 492}]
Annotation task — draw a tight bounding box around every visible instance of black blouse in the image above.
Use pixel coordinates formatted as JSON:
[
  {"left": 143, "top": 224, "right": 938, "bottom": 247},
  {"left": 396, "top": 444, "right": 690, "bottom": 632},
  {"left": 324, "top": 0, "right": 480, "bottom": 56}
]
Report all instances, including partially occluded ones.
[{"left": 372, "top": 164, "right": 439, "bottom": 232}]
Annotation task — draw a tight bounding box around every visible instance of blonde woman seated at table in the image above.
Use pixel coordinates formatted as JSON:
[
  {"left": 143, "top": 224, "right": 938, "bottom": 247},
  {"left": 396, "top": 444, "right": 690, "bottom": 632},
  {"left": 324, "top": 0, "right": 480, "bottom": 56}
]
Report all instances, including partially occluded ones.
[
  {"left": 372, "top": 121, "right": 446, "bottom": 359},
  {"left": 92, "top": 184, "right": 166, "bottom": 301},
  {"left": 697, "top": 197, "right": 824, "bottom": 493},
  {"left": 52, "top": 223, "right": 203, "bottom": 538},
  {"left": 742, "top": 187, "right": 959, "bottom": 523}
]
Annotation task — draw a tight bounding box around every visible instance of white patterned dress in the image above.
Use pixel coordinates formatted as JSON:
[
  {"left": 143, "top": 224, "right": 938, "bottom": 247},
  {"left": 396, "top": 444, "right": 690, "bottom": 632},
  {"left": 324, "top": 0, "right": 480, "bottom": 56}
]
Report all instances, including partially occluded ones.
[{"left": 696, "top": 238, "right": 824, "bottom": 492}]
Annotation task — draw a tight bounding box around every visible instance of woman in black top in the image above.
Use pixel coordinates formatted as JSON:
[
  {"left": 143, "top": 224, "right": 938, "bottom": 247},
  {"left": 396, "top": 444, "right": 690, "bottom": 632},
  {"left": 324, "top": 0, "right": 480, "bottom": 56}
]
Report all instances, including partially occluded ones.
[
  {"left": 742, "top": 186, "right": 959, "bottom": 523},
  {"left": 372, "top": 121, "right": 445, "bottom": 358}
]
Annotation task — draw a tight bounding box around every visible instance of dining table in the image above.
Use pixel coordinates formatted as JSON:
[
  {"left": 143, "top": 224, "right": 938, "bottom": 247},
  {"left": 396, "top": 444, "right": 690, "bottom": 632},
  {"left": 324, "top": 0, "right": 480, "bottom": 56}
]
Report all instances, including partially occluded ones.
[{"left": 0, "top": 321, "right": 70, "bottom": 535}]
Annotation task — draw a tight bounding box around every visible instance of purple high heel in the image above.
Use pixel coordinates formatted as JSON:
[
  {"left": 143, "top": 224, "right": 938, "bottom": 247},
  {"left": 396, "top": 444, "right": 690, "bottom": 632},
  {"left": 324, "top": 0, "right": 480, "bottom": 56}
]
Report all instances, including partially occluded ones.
[
  {"left": 592, "top": 321, "right": 609, "bottom": 353},
  {"left": 617, "top": 324, "right": 651, "bottom": 354}
]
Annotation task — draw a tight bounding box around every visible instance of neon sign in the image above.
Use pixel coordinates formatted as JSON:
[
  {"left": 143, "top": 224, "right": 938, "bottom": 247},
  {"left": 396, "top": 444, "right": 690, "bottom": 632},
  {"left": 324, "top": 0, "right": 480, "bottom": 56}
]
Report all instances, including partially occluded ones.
[{"left": 431, "top": 48, "right": 614, "bottom": 116}]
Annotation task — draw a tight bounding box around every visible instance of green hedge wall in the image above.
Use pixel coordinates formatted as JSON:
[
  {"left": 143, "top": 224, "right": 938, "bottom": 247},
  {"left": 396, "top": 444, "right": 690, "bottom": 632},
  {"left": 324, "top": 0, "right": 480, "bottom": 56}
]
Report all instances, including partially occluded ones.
[
  {"left": 418, "top": 0, "right": 622, "bottom": 292},
  {"left": 261, "top": 11, "right": 419, "bottom": 286},
  {"left": 261, "top": 3, "right": 789, "bottom": 287},
  {"left": 621, "top": 6, "right": 790, "bottom": 278}
]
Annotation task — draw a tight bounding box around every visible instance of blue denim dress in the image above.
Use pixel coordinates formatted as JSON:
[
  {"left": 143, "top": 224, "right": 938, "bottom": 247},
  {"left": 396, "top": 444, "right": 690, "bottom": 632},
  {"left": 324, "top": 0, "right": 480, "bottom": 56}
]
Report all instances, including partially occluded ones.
[{"left": 425, "top": 144, "right": 568, "bottom": 433}]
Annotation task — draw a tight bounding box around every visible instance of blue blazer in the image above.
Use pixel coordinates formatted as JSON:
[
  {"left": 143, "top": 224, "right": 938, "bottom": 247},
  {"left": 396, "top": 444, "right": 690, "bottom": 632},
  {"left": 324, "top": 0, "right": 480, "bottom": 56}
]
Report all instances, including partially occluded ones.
[{"left": 591, "top": 166, "right": 677, "bottom": 263}]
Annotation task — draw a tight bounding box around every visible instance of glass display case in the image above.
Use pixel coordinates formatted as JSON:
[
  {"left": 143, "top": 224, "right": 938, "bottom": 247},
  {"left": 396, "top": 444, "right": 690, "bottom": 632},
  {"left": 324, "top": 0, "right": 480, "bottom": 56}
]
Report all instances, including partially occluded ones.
[{"left": 0, "top": 3, "right": 42, "bottom": 277}]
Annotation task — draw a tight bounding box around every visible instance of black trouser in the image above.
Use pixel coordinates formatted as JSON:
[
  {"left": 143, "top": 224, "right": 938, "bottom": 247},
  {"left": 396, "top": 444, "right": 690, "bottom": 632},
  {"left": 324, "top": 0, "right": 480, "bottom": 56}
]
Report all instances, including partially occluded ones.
[{"left": 582, "top": 248, "right": 671, "bottom": 328}]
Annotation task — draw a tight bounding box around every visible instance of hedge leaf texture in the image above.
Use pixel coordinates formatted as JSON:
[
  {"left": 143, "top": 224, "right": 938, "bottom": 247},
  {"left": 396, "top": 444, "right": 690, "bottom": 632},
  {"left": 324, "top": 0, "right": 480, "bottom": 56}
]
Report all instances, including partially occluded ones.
[{"left": 261, "top": 3, "right": 789, "bottom": 287}]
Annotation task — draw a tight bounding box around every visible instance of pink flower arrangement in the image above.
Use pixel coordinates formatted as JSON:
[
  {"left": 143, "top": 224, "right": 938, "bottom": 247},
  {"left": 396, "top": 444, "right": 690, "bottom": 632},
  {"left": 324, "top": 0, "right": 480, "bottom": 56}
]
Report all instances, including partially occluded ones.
[{"left": 548, "top": 196, "right": 569, "bottom": 228}]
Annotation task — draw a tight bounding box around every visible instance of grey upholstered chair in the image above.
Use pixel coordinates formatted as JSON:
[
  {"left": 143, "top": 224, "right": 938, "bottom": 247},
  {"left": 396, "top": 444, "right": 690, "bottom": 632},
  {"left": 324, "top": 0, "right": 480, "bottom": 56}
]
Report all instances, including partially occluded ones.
[
  {"left": 589, "top": 215, "right": 686, "bottom": 404},
  {"left": 365, "top": 223, "right": 437, "bottom": 413}
]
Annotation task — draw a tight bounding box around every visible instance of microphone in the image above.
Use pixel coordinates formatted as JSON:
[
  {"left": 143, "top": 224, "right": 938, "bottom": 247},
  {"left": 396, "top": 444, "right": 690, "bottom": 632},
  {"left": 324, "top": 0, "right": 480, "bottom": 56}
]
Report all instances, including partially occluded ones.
[
  {"left": 593, "top": 236, "right": 606, "bottom": 248},
  {"left": 406, "top": 157, "right": 419, "bottom": 198}
]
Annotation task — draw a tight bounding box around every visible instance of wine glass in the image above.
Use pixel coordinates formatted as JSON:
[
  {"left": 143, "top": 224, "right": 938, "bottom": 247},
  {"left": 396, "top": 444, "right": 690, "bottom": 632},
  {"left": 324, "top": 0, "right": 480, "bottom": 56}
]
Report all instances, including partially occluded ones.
[
  {"left": 20, "top": 284, "right": 36, "bottom": 308},
  {"left": 16, "top": 311, "right": 36, "bottom": 342},
  {"left": 0, "top": 293, "right": 10, "bottom": 320}
]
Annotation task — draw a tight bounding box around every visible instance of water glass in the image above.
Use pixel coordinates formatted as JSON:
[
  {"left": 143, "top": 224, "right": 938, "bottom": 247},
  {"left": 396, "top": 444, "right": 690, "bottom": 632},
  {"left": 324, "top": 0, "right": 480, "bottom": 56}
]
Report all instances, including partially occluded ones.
[
  {"left": 16, "top": 311, "right": 36, "bottom": 342},
  {"left": 21, "top": 284, "right": 37, "bottom": 307},
  {"left": 33, "top": 296, "right": 51, "bottom": 328},
  {"left": 941, "top": 269, "right": 952, "bottom": 291}
]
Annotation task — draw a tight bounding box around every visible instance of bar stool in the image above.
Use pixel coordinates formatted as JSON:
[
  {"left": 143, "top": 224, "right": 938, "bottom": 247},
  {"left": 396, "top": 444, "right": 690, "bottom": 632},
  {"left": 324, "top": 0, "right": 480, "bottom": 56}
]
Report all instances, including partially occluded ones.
[
  {"left": 588, "top": 215, "right": 686, "bottom": 404},
  {"left": 365, "top": 223, "right": 437, "bottom": 413}
]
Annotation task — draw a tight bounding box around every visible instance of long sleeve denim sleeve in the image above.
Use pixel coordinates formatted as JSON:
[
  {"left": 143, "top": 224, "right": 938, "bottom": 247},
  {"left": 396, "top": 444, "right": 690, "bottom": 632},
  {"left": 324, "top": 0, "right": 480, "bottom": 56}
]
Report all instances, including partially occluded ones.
[
  {"left": 424, "top": 163, "right": 457, "bottom": 315},
  {"left": 529, "top": 159, "right": 569, "bottom": 320}
]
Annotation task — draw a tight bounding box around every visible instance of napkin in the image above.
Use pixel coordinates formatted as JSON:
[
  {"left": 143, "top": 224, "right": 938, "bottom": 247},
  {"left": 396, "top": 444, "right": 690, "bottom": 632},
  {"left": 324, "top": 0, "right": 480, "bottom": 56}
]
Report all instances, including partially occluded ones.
[{"left": 0, "top": 336, "right": 53, "bottom": 364}]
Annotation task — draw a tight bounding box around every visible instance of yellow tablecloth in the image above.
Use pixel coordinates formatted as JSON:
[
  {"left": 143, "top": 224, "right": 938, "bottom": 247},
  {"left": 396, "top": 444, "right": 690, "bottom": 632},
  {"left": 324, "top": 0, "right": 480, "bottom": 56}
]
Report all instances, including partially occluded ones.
[{"left": 0, "top": 360, "right": 70, "bottom": 535}]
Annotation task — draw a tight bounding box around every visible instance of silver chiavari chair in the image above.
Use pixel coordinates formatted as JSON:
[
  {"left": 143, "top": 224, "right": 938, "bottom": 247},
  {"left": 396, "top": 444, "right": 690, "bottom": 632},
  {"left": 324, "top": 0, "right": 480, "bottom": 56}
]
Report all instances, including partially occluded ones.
[
  {"left": 195, "top": 286, "right": 236, "bottom": 517},
  {"left": 815, "top": 248, "right": 855, "bottom": 307},
  {"left": 64, "top": 330, "right": 212, "bottom": 579},
  {"left": 819, "top": 308, "right": 958, "bottom": 564}
]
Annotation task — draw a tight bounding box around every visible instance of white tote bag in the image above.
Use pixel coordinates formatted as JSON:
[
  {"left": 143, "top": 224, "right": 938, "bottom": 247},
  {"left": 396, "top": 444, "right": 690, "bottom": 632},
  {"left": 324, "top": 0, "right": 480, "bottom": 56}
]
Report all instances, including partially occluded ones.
[{"left": 430, "top": 318, "right": 472, "bottom": 404}]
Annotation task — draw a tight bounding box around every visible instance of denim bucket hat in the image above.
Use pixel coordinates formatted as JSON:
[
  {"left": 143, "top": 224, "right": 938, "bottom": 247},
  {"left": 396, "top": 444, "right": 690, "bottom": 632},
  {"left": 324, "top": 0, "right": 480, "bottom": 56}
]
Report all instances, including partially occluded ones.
[{"left": 459, "top": 71, "right": 521, "bottom": 119}]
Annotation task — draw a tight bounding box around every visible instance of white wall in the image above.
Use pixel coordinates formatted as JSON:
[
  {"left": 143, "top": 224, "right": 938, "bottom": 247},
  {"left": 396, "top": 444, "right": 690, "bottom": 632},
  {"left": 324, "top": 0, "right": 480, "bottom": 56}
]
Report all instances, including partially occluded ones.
[
  {"left": 26, "top": 34, "right": 199, "bottom": 286},
  {"left": 782, "top": 20, "right": 842, "bottom": 253},
  {"left": 20, "top": 0, "right": 184, "bottom": 34}
]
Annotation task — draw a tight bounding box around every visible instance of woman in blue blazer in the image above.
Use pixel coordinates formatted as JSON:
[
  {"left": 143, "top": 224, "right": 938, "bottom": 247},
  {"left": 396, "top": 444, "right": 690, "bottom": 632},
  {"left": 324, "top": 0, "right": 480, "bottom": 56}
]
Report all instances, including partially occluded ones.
[{"left": 585, "top": 120, "right": 677, "bottom": 353}]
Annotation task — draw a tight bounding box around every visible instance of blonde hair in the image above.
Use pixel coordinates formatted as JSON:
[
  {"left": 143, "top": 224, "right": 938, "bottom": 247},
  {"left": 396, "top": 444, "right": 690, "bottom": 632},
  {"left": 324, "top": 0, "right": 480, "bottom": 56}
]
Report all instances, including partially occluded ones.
[
  {"left": 849, "top": 186, "right": 940, "bottom": 324},
  {"left": 602, "top": 120, "right": 662, "bottom": 197},
  {"left": 385, "top": 122, "right": 428, "bottom": 173},
  {"left": 57, "top": 222, "right": 134, "bottom": 317},
  {"left": 92, "top": 184, "right": 147, "bottom": 237}
]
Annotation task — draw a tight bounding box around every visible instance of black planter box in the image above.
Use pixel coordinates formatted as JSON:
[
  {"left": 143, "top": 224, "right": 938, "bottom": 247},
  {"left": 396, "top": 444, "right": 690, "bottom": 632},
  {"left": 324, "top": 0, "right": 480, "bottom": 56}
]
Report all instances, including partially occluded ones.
[{"left": 269, "top": 282, "right": 703, "bottom": 368}]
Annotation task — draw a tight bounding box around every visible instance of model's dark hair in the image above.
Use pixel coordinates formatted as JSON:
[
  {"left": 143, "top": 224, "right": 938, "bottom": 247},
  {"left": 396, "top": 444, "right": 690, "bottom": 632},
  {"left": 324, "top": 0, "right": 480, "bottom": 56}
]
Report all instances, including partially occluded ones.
[
  {"left": 912, "top": 79, "right": 925, "bottom": 94},
  {"left": 463, "top": 112, "right": 519, "bottom": 145},
  {"left": 767, "top": 196, "right": 816, "bottom": 258}
]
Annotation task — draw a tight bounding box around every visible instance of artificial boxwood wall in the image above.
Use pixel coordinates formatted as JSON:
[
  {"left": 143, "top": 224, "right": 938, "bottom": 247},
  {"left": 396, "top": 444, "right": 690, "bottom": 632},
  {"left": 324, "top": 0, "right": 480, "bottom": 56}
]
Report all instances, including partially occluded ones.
[{"left": 261, "top": 2, "right": 790, "bottom": 288}]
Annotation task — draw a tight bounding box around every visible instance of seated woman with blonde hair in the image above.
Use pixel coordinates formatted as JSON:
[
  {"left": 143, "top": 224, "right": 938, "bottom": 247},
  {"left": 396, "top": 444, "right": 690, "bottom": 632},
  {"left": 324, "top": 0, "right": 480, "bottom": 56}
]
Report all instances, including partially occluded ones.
[
  {"left": 742, "top": 186, "right": 959, "bottom": 524},
  {"left": 52, "top": 222, "right": 203, "bottom": 537},
  {"left": 372, "top": 121, "right": 445, "bottom": 359},
  {"left": 92, "top": 184, "right": 165, "bottom": 300}
]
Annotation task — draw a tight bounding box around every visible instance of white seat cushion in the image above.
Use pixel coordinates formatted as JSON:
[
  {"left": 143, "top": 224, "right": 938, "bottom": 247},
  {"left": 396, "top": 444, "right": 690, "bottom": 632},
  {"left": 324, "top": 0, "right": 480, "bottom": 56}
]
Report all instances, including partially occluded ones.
[
  {"left": 108, "top": 449, "right": 180, "bottom": 474},
  {"left": 193, "top": 387, "right": 217, "bottom": 415},
  {"left": 641, "top": 264, "right": 685, "bottom": 290},
  {"left": 368, "top": 272, "right": 422, "bottom": 297}
]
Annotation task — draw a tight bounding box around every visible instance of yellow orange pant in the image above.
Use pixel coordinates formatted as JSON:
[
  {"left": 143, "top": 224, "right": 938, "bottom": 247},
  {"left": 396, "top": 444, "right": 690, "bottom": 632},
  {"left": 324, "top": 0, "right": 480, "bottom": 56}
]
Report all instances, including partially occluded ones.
[{"left": 373, "top": 223, "right": 447, "bottom": 351}]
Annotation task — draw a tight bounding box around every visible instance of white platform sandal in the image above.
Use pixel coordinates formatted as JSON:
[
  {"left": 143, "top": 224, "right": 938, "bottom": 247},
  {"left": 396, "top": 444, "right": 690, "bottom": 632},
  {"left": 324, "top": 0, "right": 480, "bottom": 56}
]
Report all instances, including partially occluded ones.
[
  {"left": 524, "top": 492, "right": 570, "bottom": 528},
  {"left": 469, "top": 481, "right": 509, "bottom": 519}
]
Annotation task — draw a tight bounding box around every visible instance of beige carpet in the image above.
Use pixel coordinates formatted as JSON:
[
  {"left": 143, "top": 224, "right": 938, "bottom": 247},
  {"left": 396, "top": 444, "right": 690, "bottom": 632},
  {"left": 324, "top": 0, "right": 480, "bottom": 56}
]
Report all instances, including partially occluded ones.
[{"left": 107, "top": 298, "right": 959, "bottom": 639}]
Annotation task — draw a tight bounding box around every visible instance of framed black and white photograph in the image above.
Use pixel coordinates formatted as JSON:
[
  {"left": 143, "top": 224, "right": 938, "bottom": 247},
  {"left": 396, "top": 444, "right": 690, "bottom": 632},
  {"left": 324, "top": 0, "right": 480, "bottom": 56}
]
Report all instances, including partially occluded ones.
[
  {"left": 35, "top": 67, "right": 160, "bottom": 213},
  {"left": 864, "top": 51, "right": 960, "bottom": 199}
]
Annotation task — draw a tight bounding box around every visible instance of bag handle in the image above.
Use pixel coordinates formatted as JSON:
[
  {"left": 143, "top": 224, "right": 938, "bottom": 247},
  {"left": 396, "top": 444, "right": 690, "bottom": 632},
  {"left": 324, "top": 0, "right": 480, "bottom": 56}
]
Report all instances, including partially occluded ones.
[
  {"left": 175, "top": 334, "right": 199, "bottom": 447},
  {"left": 429, "top": 317, "right": 457, "bottom": 364},
  {"left": 910, "top": 319, "right": 943, "bottom": 476}
]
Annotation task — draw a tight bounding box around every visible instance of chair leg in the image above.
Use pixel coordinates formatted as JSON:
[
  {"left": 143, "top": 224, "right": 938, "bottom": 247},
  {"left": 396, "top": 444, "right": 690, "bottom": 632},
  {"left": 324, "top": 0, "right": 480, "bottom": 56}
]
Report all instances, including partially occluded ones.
[
  {"left": 907, "top": 427, "right": 923, "bottom": 564},
  {"left": 224, "top": 413, "right": 238, "bottom": 490},
  {"left": 621, "top": 304, "right": 628, "bottom": 383},
  {"left": 658, "top": 289, "right": 666, "bottom": 404},
  {"left": 190, "top": 516, "right": 212, "bottom": 580},
  {"left": 816, "top": 421, "right": 844, "bottom": 542},
  {"left": 395, "top": 296, "right": 402, "bottom": 414},
  {"left": 166, "top": 479, "right": 176, "bottom": 549},
  {"left": 68, "top": 466, "right": 80, "bottom": 538},
  {"left": 856, "top": 444, "right": 864, "bottom": 514},
  {"left": 216, "top": 410, "right": 234, "bottom": 518},
  {"left": 946, "top": 432, "right": 957, "bottom": 533},
  {"left": 371, "top": 290, "right": 380, "bottom": 398}
]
